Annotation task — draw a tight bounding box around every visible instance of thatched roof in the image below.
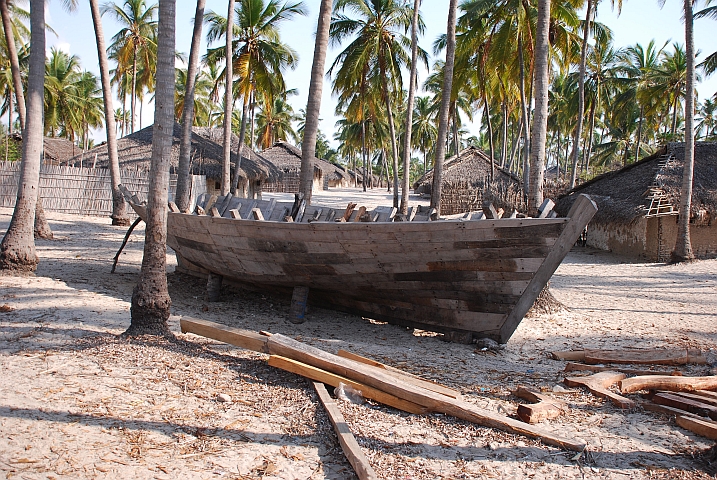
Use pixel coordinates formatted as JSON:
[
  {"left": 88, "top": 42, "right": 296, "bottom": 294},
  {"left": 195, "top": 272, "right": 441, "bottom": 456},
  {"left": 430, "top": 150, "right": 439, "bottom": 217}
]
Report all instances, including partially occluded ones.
[
  {"left": 555, "top": 142, "right": 717, "bottom": 225},
  {"left": 260, "top": 141, "right": 351, "bottom": 182},
  {"left": 68, "top": 124, "right": 279, "bottom": 182},
  {"left": 413, "top": 146, "right": 520, "bottom": 192},
  {"left": 7, "top": 133, "right": 84, "bottom": 164}
]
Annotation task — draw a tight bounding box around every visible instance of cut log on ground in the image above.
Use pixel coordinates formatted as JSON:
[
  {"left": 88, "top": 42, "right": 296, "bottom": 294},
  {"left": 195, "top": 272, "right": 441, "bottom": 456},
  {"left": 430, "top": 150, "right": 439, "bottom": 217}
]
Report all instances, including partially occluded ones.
[
  {"left": 336, "top": 349, "right": 461, "bottom": 400},
  {"left": 564, "top": 362, "right": 683, "bottom": 377},
  {"left": 652, "top": 392, "right": 717, "bottom": 420},
  {"left": 676, "top": 415, "right": 717, "bottom": 440},
  {"left": 564, "top": 372, "right": 635, "bottom": 409},
  {"left": 180, "top": 317, "right": 269, "bottom": 353},
  {"left": 268, "top": 356, "right": 428, "bottom": 414},
  {"left": 514, "top": 386, "right": 566, "bottom": 424},
  {"left": 552, "top": 349, "right": 706, "bottom": 365},
  {"left": 620, "top": 375, "right": 717, "bottom": 394},
  {"left": 639, "top": 400, "right": 704, "bottom": 419},
  {"left": 314, "top": 382, "right": 379, "bottom": 480},
  {"left": 267, "top": 334, "right": 585, "bottom": 451}
]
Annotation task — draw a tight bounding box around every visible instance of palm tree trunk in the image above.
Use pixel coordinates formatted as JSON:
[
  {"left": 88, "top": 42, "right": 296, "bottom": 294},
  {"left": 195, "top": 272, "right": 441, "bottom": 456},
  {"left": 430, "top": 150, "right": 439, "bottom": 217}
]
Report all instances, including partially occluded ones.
[
  {"left": 671, "top": 94, "right": 679, "bottom": 136},
  {"left": 482, "top": 87, "right": 495, "bottom": 181},
  {"left": 399, "top": 0, "right": 421, "bottom": 214},
  {"left": 361, "top": 119, "right": 367, "bottom": 192},
  {"left": 518, "top": 37, "right": 530, "bottom": 194},
  {"left": 452, "top": 102, "right": 459, "bottom": 156},
  {"left": 250, "top": 91, "right": 256, "bottom": 151},
  {"left": 634, "top": 105, "right": 644, "bottom": 161},
  {"left": 0, "top": 0, "right": 44, "bottom": 272},
  {"left": 507, "top": 117, "right": 522, "bottom": 172},
  {"left": 0, "top": 0, "right": 26, "bottom": 130},
  {"left": 6, "top": 91, "right": 11, "bottom": 159},
  {"left": 500, "top": 99, "right": 508, "bottom": 167},
  {"left": 570, "top": 0, "right": 592, "bottom": 190},
  {"left": 131, "top": 43, "right": 138, "bottom": 133},
  {"left": 231, "top": 100, "right": 248, "bottom": 195},
  {"left": 299, "top": 0, "right": 332, "bottom": 204},
  {"left": 221, "top": 0, "right": 235, "bottom": 195},
  {"left": 528, "top": 0, "right": 551, "bottom": 214},
  {"left": 176, "top": 0, "right": 206, "bottom": 212},
  {"left": 90, "top": 0, "right": 129, "bottom": 226},
  {"left": 672, "top": 0, "right": 695, "bottom": 263},
  {"left": 584, "top": 98, "right": 597, "bottom": 173},
  {"left": 378, "top": 59, "right": 400, "bottom": 208},
  {"left": 430, "top": 0, "right": 458, "bottom": 216},
  {"left": 128, "top": 0, "right": 175, "bottom": 336}
]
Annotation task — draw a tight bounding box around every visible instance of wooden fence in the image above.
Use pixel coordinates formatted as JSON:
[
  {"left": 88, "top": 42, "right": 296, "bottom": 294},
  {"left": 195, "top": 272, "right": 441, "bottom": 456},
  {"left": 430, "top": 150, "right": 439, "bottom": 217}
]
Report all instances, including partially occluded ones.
[{"left": 0, "top": 162, "right": 206, "bottom": 217}]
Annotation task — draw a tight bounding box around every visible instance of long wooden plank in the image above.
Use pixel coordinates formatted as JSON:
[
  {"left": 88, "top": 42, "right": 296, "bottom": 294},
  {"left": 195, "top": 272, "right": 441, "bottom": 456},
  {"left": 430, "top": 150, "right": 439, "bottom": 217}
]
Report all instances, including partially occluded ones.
[
  {"left": 620, "top": 376, "right": 717, "bottom": 394},
  {"left": 267, "top": 334, "right": 585, "bottom": 451},
  {"left": 336, "top": 350, "right": 461, "bottom": 400},
  {"left": 564, "top": 362, "right": 683, "bottom": 377},
  {"left": 652, "top": 392, "right": 717, "bottom": 420},
  {"left": 672, "top": 391, "right": 717, "bottom": 408},
  {"left": 584, "top": 349, "right": 690, "bottom": 366},
  {"left": 499, "top": 194, "right": 598, "bottom": 343},
  {"left": 180, "top": 318, "right": 268, "bottom": 353},
  {"left": 269, "top": 356, "right": 427, "bottom": 414},
  {"left": 313, "top": 382, "right": 379, "bottom": 480},
  {"left": 676, "top": 415, "right": 717, "bottom": 440},
  {"left": 640, "top": 401, "right": 704, "bottom": 419}
]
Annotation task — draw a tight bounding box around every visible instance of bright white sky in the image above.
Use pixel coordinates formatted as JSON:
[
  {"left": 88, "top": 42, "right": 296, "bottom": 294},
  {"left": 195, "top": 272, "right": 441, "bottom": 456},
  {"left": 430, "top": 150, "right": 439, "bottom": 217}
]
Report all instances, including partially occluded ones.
[{"left": 46, "top": 0, "right": 717, "bottom": 147}]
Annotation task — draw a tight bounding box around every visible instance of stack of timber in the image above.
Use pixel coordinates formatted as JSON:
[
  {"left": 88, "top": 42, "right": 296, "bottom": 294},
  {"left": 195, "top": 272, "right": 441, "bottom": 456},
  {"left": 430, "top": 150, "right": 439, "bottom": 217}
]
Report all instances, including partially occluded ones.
[
  {"left": 180, "top": 317, "right": 586, "bottom": 454},
  {"left": 131, "top": 193, "right": 597, "bottom": 344}
]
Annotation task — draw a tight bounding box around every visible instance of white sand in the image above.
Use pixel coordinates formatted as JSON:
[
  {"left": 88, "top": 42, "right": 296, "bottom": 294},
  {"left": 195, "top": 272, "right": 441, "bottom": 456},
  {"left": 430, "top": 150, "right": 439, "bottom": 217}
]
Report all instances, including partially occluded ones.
[{"left": 1, "top": 196, "right": 716, "bottom": 479}]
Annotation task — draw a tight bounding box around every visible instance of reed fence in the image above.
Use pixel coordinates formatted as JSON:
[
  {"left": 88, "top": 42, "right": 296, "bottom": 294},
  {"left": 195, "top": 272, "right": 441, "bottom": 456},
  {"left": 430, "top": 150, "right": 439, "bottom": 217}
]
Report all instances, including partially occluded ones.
[{"left": 0, "top": 162, "right": 206, "bottom": 217}]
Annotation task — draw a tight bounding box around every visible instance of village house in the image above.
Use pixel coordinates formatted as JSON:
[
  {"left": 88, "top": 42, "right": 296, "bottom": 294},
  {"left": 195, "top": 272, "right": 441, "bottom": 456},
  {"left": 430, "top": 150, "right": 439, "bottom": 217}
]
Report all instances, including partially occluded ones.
[{"left": 555, "top": 142, "right": 717, "bottom": 261}]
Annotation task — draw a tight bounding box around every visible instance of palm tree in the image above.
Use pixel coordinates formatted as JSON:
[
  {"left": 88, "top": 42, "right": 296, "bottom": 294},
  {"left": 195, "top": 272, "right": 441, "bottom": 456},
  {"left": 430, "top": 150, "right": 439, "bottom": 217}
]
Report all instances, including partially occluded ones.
[
  {"left": 221, "top": 0, "right": 234, "bottom": 196},
  {"left": 90, "top": 0, "right": 129, "bottom": 225},
  {"left": 696, "top": 96, "right": 716, "bottom": 139},
  {"left": 528, "top": 0, "right": 551, "bottom": 214},
  {"left": 255, "top": 93, "right": 298, "bottom": 149},
  {"left": 175, "top": 0, "right": 206, "bottom": 212},
  {"left": 0, "top": 0, "right": 48, "bottom": 271},
  {"left": 399, "top": 0, "right": 421, "bottom": 214},
  {"left": 671, "top": 0, "right": 697, "bottom": 263},
  {"left": 43, "top": 48, "right": 82, "bottom": 138},
  {"left": 411, "top": 95, "right": 436, "bottom": 174},
  {"left": 128, "top": 0, "right": 174, "bottom": 335},
  {"left": 0, "top": 0, "right": 29, "bottom": 129},
  {"left": 298, "top": 0, "right": 332, "bottom": 203},
  {"left": 429, "top": 0, "right": 458, "bottom": 216},
  {"left": 330, "top": 0, "right": 424, "bottom": 207},
  {"left": 74, "top": 71, "right": 104, "bottom": 150},
  {"left": 103, "top": 0, "right": 158, "bottom": 134}
]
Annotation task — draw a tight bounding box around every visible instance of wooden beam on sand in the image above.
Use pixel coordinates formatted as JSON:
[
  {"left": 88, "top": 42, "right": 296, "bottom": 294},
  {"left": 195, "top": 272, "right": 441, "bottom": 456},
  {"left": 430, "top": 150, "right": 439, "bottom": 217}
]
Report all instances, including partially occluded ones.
[
  {"left": 552, "top": 349, "right": 706, "bottom": 365},
  {"left": 564, "top": 362, "right": 683, "bottom": 377},
  {"left": 652, "top": 392, "right": 717, "bottom": 420},
  {"left": 314, "top": 382, "right": 379, "bottom": 480},
  {"left": 620, "top": 376, "right": 717, "bottom": 394},
  {"left": 336, "top": 349, "right": 461, "bottom": 400},
  {"left": 267, "top": 334, "right": 585, "bottom": 451},
  {"left": 564, "top": 372, "right": 635, "bottom": 409},
  {"left": 676, "top": 415, "right": 717, "bottom": 440},
  {"left": 269, "top": 356, "right": 427, "bottom": 414},
  {"left": 180, "top": 317, "right": 268, "bottom": 353}
]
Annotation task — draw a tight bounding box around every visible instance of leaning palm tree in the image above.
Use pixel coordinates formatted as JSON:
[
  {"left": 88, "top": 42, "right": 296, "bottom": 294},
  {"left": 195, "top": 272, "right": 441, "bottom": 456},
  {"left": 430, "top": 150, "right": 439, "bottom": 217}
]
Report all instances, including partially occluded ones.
[
  {"left": 103, "top": 0, "right": 158, "bottom": 134},
  {"left": 127, "top": 0, "right": 175, "bottom": 335},
  {"left": 429, "top": 0, "right": 458, "bottom": 216},
  {"left": 90, "top": 0, "right": 129, "bottom": 225},
  {"left": 0, "top": 0, "right": 29, "bottom": 130},
  {"left": 298, "top": 0, "right": 331, "bottom": 203},
  {"left": 0, "top": 0, "right": 51, "bottom": 271}
]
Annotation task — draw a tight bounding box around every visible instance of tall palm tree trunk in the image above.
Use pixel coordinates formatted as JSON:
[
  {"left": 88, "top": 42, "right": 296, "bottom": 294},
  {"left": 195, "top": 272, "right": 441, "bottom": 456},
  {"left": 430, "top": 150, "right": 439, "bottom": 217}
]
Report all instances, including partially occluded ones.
[
  {"left": 570, "top": 0, "right": 592, "bottom": 189},
  {"left": 0, "top": 0, "right": 44, "bottom": 272},
  {"left": 671, "top": 0, "right": 695, "bottom": 263},
  {"left": 361, "top": 119, "right": 367, "bottom": 192},
  {"left": 128, "top": 0, "right": 175, "bottom": 335},
  {"left": 299, "top": 0, "right": 332, "bottom": 204},
  {"left": 634, "top": 106, "right": 644, "bottom": 161},
  {"left": 221, "top": 0, "right": 235, "bottom": 195},
  {"left": 90, "top": 0, "right": 129, "bottom": 226},
  {"left": 131, "top": 44, "right": 138, "bottom": 133},
  {"left": 399, "top": 0, "right": 421, "bottom": 214},
  {"left": 176, "top": 0, "right": 206, "bottom": 212},
  {"left": 232, "top": 101, "right": 248, "bottom": 195},
  {"left": 500, "top": 99, "right": 508, "bottom": 167},
  {"left": 379, "top": 64, "right": 400, "bottom": 208},
  {"left": 0, "top": 0, "right": 25, "bottom": 130},
  {"left": 429, "top": 0, "right": 458, "bottom": 216},
  {"left": 518, "top": 37, "right": 530, "bottom": 194},
  {"left": 482, "top": 87, "right": 495, "bottom": 180},
  {"left": 528, "top": 0, "right": 551, "bottom": 214}
]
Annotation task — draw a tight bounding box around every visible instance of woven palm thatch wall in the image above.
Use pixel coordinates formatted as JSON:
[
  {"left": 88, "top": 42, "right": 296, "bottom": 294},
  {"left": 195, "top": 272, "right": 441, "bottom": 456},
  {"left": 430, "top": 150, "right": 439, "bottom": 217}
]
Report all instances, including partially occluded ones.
[
  {"left": 413, "top": 146, "right": 525, "bottom": 215},
  {"left": 0, "top": 162, "right": 206, "bottom": 217}
]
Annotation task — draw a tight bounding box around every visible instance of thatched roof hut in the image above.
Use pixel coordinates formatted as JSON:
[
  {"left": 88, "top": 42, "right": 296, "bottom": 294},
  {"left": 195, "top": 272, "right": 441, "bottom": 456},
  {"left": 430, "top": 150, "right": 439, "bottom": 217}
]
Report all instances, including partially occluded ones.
[
  {"left": 555, "top": 142, "right": 717, "bottom": 260},
  {"left": 4, "top": 133, "right": 84, "bottom": 165},
  {"left": 68, "top": 124, "right": 280, "bottom": 198},
  {"left": 413, "top": 146, "right": 525, "bottom": 215},
  {"left": 260, "top": 141, "right": 352, "bottom": 192}
]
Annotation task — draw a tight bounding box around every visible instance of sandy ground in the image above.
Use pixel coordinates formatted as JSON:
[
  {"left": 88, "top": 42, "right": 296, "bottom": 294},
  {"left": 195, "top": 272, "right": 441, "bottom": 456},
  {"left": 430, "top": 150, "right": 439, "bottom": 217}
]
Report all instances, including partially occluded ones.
[{"left": 1, "top": 188, "right": 716, "bottom": 479}]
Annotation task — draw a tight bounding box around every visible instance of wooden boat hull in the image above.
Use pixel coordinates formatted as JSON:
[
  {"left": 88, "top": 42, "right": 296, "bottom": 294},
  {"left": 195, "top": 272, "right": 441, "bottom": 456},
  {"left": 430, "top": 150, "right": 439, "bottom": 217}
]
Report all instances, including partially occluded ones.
[{"left": 163, "top": 194, "right": 597, "bottom": 343}]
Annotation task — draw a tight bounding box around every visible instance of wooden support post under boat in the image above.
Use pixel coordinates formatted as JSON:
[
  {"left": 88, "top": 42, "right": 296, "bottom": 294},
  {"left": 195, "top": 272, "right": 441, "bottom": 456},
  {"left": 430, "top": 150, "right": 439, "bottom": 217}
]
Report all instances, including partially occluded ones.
[
  {"left": 207, "top": 272, "right": 223, "bottom": 302},
  {"left": 498, "top": 195, "right": 598, "bottom": 343},
  {"left": 289, "top": 286, "right": 310, "bottom": 324}
]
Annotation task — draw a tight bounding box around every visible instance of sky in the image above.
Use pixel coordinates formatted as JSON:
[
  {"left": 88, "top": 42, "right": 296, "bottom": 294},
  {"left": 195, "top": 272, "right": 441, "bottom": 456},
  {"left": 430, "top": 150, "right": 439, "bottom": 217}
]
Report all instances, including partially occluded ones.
[{"left": 44, "top": 0, "right": 717, "bottom": 148}]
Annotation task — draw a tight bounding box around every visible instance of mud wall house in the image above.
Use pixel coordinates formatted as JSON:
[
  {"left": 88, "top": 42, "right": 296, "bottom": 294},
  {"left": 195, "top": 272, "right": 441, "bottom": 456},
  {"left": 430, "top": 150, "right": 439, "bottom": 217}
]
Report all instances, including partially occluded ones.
[
  {"left": 259, "top": 141, "right": 351, "bottom": 192},
  {"left": 413, "top": 146, "right": 525, "bottom": 215},
  {"left": 555, "top": 142, "right": 717, "bottom": 261},
  {"left": 70, "top": 124, "right": 279, "bottom": 202}
]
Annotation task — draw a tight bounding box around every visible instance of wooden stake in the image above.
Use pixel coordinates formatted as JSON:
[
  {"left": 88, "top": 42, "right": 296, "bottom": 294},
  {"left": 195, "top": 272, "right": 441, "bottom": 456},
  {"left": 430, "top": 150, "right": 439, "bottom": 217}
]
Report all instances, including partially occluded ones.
[{"left": 313, "top": 382, "right": 379, "bottom": 480}]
